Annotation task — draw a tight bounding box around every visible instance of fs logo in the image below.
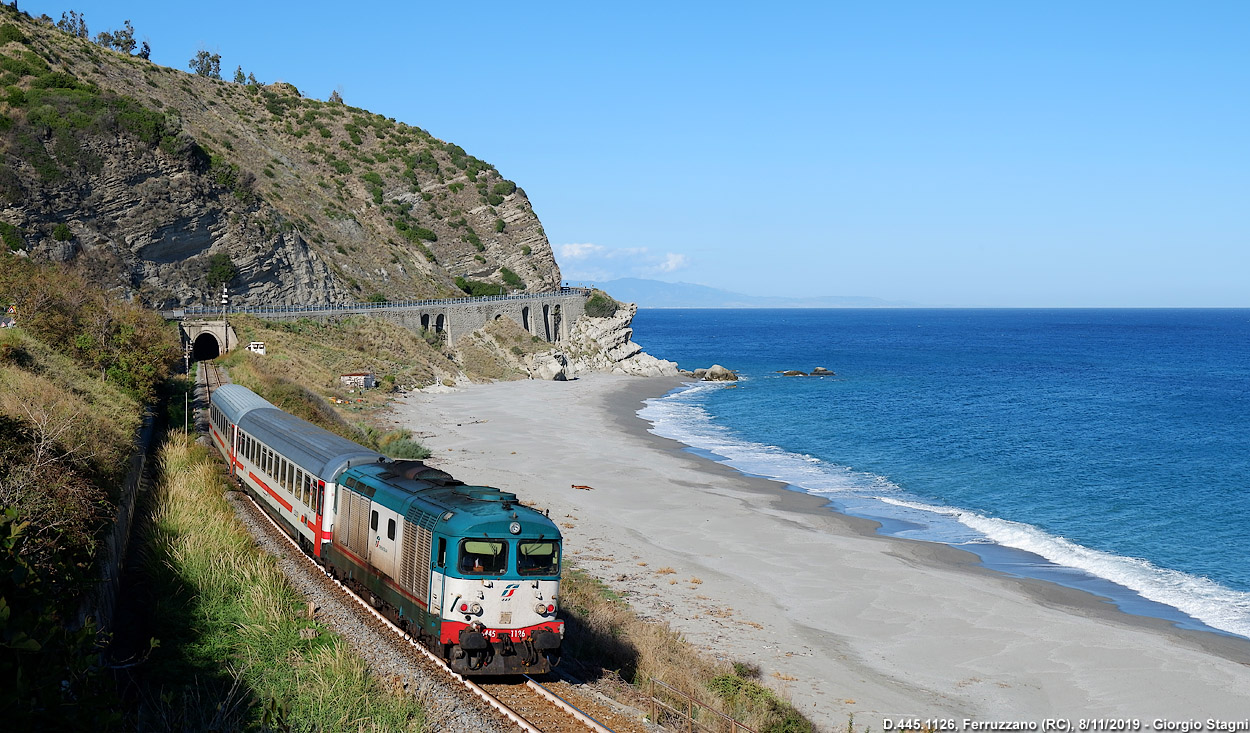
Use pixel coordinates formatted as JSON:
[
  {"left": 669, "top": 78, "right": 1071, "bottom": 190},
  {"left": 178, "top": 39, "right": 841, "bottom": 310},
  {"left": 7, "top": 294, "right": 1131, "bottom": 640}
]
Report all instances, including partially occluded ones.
[{"left": 500, "top": 583, "right": 520, "bottom": 600}]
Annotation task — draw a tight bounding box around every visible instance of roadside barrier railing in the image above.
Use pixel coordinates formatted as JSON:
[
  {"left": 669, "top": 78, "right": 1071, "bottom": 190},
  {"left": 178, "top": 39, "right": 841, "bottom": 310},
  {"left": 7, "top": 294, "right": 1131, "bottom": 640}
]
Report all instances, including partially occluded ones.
[
  {"left": 647, "top": 678, "right": 758, "bottom": 733},
  {"left": 162, "top": 286, "right": 592, "bottom": 319}
]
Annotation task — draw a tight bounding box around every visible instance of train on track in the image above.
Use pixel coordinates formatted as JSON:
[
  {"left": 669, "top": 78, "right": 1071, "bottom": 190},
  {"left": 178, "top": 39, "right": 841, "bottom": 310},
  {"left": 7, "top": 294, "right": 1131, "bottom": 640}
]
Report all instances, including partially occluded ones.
[{"left": 208, "top": 382, "right": 564, "bottom": 675}]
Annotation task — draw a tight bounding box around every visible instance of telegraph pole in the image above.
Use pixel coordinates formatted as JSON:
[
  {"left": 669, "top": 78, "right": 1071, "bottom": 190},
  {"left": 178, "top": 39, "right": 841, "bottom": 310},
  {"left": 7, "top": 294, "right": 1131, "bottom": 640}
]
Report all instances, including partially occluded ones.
[{"left": 220, "top": 283, "right": 229, "bottom": 354}]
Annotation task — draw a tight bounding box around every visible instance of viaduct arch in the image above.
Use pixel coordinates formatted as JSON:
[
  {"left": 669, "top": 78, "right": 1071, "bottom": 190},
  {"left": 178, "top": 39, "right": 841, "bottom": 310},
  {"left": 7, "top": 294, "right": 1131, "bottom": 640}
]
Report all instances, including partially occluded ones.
[{"left": 167, "top": 289, "right": 590, "bottom": 354}]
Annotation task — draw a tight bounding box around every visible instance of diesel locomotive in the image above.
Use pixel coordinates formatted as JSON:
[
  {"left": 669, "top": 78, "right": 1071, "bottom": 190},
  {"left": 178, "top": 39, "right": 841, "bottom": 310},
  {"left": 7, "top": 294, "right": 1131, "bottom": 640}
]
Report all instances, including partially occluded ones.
[{"left": 208, "top": 383, "right": 564, "bottom": 674}]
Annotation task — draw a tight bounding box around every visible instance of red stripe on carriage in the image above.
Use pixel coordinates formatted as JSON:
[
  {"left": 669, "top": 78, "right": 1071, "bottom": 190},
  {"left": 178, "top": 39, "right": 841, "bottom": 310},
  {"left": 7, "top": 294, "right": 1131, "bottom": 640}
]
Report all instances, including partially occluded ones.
[{"left": 249, "top": 472, "right": 293, "bottom": 512}]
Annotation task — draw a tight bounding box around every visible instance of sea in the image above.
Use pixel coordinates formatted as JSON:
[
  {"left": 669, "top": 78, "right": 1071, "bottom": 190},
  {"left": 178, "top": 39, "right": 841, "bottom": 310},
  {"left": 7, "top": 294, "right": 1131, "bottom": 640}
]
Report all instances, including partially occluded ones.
[{"left": 628, "top": 308, "right": 1250, "bottom": 640}]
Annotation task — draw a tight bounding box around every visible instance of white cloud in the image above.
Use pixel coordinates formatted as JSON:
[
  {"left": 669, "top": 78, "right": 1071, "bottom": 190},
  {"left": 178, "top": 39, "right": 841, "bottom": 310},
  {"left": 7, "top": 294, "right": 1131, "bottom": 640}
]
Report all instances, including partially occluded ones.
[
  {"left": 558, "top": 243, "right": 605, "bottom": 260},
  {"left": 654, "top": 253, "right": 689, "bottom": 273},
  {"left": 556, "top": 242, "right": 691, "bottom": 281}
]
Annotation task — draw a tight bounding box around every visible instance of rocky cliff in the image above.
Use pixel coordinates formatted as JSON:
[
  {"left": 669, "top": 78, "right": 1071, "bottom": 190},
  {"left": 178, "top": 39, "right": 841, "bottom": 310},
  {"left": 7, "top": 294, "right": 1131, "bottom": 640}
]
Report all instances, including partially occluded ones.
[{"left": 0, "top": 8, "right": 560, "bottom": 308}]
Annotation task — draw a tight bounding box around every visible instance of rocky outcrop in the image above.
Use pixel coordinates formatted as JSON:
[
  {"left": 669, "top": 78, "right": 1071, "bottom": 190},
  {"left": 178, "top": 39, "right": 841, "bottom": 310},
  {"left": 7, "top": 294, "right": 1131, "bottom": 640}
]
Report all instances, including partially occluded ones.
[
  {"left": 0, "top": 13, "right": 561, "bottom": 307},
  {"left": 560, "top": 303, "right": 679, "bottom": 378},
  {"left": 692, "top": 364, "right": 738, "bottom": 381}
]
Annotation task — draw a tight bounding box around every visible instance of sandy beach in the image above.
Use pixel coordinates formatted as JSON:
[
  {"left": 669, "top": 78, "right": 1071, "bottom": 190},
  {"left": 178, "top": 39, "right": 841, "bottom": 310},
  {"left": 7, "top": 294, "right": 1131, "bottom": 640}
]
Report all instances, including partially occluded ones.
[{"left": 390, "top": 374, "right": 1250, "bottom": 729}]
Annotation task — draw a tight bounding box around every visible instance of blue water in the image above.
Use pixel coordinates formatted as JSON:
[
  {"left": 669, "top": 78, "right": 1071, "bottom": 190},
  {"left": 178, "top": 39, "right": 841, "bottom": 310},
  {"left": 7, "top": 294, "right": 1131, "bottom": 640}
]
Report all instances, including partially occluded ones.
[{"left": 629, "top": 309, "right": 1250, "bottom": 638}]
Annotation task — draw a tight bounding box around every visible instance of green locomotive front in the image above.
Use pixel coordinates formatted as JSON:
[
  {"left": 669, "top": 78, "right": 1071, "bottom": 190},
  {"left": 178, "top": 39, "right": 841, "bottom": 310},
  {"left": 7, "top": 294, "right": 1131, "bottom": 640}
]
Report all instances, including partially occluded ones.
[{"left": 323, "top": 462, "right": 564, "bottom": 675}]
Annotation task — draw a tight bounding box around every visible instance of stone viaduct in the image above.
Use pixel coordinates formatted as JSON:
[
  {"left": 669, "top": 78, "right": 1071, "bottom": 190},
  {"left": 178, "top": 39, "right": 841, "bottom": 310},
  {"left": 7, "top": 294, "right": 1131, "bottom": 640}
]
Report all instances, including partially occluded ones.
[{"left": 164, "top": 288, "right": 591, "bottom": 360}]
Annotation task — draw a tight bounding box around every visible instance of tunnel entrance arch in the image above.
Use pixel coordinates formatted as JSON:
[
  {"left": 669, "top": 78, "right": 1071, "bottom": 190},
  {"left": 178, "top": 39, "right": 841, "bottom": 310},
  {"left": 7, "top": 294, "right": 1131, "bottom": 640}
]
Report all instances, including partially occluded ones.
[{"left": 192, "top": 332, "right": 221, "bottom": 360}]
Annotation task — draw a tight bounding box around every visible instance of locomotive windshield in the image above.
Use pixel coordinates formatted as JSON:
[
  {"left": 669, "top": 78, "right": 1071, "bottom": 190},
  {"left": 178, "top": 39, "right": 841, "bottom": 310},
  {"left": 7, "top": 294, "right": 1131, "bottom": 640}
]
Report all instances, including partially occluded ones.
[
  {"left": 517, "top": 540, "right": 560, "bottom": 576},
  {"left": 459, "top": 540, "right": 507, "bottom": 575}
]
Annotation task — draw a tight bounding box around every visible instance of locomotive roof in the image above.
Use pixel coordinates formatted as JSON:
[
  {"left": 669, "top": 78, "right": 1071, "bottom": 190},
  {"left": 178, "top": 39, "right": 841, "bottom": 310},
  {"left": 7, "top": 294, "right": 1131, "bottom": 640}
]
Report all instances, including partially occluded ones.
[{"left": 344, "top": 463, "right": 561, "bottom": 540}]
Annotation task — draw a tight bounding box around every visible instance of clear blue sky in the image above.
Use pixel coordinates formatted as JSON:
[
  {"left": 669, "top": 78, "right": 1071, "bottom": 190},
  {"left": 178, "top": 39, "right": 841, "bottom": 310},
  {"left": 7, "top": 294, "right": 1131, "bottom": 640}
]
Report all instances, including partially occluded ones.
[{"left": 34, "top": 1, "right": 1250, "bottom": 306}]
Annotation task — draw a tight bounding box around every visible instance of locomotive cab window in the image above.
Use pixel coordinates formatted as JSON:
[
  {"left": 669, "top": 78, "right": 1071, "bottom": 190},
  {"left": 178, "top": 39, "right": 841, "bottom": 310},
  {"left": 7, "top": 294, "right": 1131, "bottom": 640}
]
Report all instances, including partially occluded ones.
[
  {"left": 387, "top": 518, "right": 395, "bottom": 541},
  {"left": 518, "top": 540, "right": 560, "bottom": 576},
  {"left": 459, "top": 540, "right": 507, "bottom": 575},
  {"left": 370, "top": 510, "right": 379, "bottom": 532}
]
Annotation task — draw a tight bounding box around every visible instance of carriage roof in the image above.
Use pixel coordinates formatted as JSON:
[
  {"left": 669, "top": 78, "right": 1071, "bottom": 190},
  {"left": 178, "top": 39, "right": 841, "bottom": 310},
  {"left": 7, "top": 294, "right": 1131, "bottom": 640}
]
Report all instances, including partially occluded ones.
[{"left": 213, "top": 385, "right": 383, "bottom": 480}]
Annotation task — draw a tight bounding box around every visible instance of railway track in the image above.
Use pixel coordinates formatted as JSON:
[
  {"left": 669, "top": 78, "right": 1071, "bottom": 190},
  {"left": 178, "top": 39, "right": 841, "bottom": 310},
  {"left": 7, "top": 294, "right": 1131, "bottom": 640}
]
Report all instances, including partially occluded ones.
[{"left": 197, "top": 362, "right": 648, "bottom": 733}]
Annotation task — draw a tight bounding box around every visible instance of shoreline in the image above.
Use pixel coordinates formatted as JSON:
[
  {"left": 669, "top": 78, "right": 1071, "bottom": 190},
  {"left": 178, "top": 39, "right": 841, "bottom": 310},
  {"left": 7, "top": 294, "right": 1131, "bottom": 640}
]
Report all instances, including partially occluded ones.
[
  {"left": 391, "top": 374, "right": 1250, "bottom": 727},
  {"left": 614, "top": 379, "right": 1250, "bottom": 662}
]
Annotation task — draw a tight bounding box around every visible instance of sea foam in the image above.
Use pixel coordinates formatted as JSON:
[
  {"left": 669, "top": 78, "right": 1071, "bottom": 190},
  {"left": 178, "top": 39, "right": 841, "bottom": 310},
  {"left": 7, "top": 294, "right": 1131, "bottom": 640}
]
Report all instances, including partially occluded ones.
[{"left": 640, "top": 382, "right": 1250, "bottom": 640}]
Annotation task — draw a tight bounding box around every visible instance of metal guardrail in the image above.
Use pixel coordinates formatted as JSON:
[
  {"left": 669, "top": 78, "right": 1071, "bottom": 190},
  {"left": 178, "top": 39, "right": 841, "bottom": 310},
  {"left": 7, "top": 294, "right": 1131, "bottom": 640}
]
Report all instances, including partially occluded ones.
[
  {"left": 647, "top": 678, "right": 758, "bottom": 733},
  {"left": 162, "top": 287, "right": 592, "bottom": 320}
]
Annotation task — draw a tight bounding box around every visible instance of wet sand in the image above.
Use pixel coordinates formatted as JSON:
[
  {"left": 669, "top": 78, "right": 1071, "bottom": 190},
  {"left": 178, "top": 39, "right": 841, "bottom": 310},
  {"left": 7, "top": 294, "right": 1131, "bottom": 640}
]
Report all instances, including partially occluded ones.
[{"left": 390, "top": 374, "right": 1250, "bottom": 729}]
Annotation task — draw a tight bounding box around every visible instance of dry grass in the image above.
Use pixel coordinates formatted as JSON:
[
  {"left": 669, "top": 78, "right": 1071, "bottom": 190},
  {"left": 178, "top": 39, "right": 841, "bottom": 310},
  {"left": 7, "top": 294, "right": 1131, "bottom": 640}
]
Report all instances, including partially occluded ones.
[
  {"left": 222, "top": 314, "right": 459, "bottom": 393},
  {"left": 139, "top": 434, "right": 426, "bottom": 731},
  {"left": 655, "top": 566, "right": 676, "bottom": 575},
  {"left": 559, "top": 566, "right": 814, "bottom": 732}
]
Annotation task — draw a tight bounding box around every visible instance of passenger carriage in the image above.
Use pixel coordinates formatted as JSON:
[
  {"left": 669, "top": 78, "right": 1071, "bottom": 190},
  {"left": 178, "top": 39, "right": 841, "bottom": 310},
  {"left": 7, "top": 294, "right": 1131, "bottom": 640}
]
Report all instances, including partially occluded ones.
[{"left": 208, "top": 384, "right": 564, "bottom": 674}]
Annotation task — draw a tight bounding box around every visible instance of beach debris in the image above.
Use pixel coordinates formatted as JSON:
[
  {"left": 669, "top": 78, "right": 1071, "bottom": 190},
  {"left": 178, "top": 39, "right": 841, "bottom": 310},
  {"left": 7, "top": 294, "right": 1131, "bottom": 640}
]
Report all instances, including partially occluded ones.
[{"left": 571, "top": 484, "right": 595, "bottom": 490}]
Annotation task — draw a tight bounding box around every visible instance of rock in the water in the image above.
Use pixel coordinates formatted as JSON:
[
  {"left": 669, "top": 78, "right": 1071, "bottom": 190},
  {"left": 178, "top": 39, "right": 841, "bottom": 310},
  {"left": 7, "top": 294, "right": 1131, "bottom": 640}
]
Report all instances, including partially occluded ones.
[
  {"left": 782, "top": 370, "right": 807, "bottom": 377},
  {"left": 692, "top": 368, "right": 708, "bottom": 380},
  {"left": 811, "top": 366, "right": 835, "bottom": 376},
  {"left": 704, "top": 364, "right": 738, "bottom": 381}
]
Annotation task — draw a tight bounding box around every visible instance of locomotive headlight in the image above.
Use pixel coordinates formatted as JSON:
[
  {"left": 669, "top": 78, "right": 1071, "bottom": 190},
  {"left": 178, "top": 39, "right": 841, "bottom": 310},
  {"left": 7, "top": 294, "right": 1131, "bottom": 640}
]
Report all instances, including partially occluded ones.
[
  {"left": 509, "top": 521, "right": 521, "bottom": 535},
  {"left": 535, "top": 603, "right": 556, "bottom": 615},
  {"left": 469, "top": 603, "right": 483, "bottom": 615}
]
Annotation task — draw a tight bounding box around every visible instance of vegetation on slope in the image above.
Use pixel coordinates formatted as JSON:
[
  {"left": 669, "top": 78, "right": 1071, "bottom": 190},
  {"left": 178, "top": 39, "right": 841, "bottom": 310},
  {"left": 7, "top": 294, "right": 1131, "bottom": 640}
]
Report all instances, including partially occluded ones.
[
  {"left": 0, "top": 5, "right": 558, "bottom": 306},
  {"left": 0, "top": 258, "right": 180, "bottom": 728},
  {"left": 132, "top": 434, "right": 427, "bottom": 731}
]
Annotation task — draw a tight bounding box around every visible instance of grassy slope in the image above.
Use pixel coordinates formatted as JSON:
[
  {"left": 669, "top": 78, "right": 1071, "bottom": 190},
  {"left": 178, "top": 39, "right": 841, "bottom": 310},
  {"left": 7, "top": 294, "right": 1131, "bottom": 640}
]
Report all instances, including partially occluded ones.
[{"left": 135, "top": 434, "right": 427, "bottom": 731}]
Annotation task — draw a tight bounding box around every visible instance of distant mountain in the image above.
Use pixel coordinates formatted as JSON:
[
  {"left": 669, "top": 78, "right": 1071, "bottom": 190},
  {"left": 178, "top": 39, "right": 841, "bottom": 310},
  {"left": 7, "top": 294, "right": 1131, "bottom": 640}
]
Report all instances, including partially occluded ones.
[{"left": 581, "top": 278, "right": 915, "bottom": 308}]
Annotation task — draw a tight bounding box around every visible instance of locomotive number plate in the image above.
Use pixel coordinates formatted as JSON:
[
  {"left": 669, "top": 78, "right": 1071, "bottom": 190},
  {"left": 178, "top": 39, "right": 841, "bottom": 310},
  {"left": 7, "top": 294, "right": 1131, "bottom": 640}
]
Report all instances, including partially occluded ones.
[{"left": 499, "top": 612, "right": 512, "bottom": 625}]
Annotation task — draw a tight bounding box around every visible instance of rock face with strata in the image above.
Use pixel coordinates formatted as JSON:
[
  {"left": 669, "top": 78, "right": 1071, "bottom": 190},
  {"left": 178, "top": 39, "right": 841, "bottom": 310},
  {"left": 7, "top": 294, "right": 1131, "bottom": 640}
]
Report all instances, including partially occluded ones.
[
  {"left": 0, "top": 15, "right": 561, "bottom": 308},
  {"left": 560, "top": 303, "right": 679, "bottom": 378}
]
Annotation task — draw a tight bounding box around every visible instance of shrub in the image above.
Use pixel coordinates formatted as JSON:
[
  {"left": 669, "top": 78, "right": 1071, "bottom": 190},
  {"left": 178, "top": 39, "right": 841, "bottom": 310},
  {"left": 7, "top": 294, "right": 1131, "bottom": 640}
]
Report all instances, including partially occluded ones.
[
  {"left": 492, "top": 180, "right": 516, "bottom": 197},
  {"left": 585, "top": 290, "right": 620, "bottom": 318},
  {"left": 455, "top": 276, "right": 504, "bottom": 297},
  {"left": 205, "top": 252, "right": 237, "bottom": 289},
  {"left": 487, "top": 193, "right": 504, "bottom": 206},
  {"left": 0, "top": 23, "right": 27, "bottom": 45},
  {"left": 500, "top": 267, "right": 523, "bottom": 290},
  {"left": 0, "top": 221, "right": 21, "bottom": 250},
  {"left": 494, "top": 218, "right": 505, "bottom": 233},
  {"left": 52, "top": 223, "right": 71, "bottom": 241}
]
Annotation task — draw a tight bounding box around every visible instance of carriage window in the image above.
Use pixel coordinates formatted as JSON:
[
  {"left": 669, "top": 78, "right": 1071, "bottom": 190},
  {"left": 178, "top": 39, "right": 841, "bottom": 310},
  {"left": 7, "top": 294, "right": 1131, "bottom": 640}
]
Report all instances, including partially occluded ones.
[
  {"left": 387, "top": 518, "right": 395, "bottom": 540},
  {"left": 370, "top": 510, "right": 378, "bottom": 532},
  {"left": 437, "top": 538, "right": 447, "bottom": 568},
  {"left": 459, "top": 540, "right": 507, "bottom": 576},
  {"left": 518, "top": 541, "right": 560, "bottom": 576}
]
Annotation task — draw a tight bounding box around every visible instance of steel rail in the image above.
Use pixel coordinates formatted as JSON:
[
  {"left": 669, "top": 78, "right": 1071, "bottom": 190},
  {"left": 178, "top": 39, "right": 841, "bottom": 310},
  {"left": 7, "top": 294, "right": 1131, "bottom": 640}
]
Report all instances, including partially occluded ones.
[{"left": 523, "top": 676, "right": 615, "bottom": 733}]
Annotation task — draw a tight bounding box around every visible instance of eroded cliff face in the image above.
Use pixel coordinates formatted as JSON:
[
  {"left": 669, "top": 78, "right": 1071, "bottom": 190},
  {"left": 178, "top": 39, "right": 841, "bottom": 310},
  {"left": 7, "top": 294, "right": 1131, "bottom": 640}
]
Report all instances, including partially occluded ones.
[
  {"left": 0, "top": 10, "right": 560, "bottom": 307},
  {"left": 560, "top": 303, "right": 680, "bottom": 378}
]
